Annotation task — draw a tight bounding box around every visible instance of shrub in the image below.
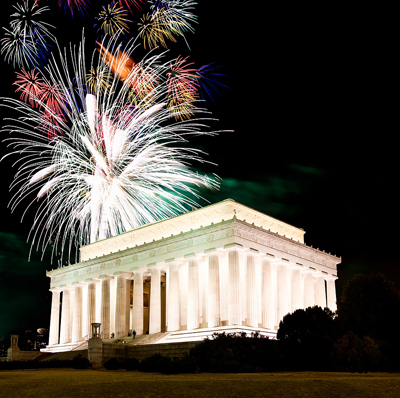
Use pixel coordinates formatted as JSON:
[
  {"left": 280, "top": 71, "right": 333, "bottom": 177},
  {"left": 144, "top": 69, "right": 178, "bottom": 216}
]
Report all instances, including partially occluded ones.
[
  {"left": 189, "top": 332, "right": 283, "bottom": 373},
  {"left": 0, "top": 359, "right": 73, "bottom": 370},
  {"left": 123, "top": 357, "right": 139, "bottom": 371},
  {"left": 138, "top": 353, "right": 172, "bottom": 373},
  {"left": 103, "top": 357, "right": 120, "bottom": 370},
  {"left": 72, "top": 354, "right": 91, "bottom": 369}
]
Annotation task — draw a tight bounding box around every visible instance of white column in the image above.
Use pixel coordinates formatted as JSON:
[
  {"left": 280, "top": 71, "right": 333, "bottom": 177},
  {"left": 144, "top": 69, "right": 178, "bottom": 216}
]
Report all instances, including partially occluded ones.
[
  {"left": 314, "top": 274, "right": 326, "bottom": 308},
  {"left": 149, "top": 266, "right": 162, "bottom": 334},
  {"left": 114, "top": 273, "right": 127, "bottom": 338},
  {"left": 49, "top": 289, "right": 60, "bottom": 346},
  {"left": 246, "top": 253, "right": 258, "bottom": 327},
  {"left": 187, "top": 258, "right": 199, "bottom": 330},
  {"left": 303, "top": 271, "right": 315, "bottom": 308},
  {"left": 291, "top": 268, "right": 302, "bottom": 312},
  {"left": 179, "top": 262, "right": 188, "bottom": 329},
  {"left": 100, "top": 276, "right": 112, "bottom": 339},
  {"left": 326, "top": 276, "right": 337, "bottom": 312},
  {"left": 60, "top": 289, "right": 71, "bottom": 344},
  {"left": 228, "top": 250, "right": 241, "bottom": 326},
  {"left": 167, "top": 263, "right": 180, "bottom": 331},
  {"left": 125, "top": 278, "right": 131, "bottom": 334},
  {"left": 132, "top": 269, "right": 144, "bottom": 335},
  {"left": 208, "top": 254, "right": 220, "bottom": 328},
  {"left": 261, "top": 258, "right": 276, "bottom": 330},
  {"left": 87, "top": 281, "right": 97, "bottom": 338},
  {"left": 72, "top": 285, "right": 83, "bottom": 343},
  {"left": 276, "top": 262, "right": 290, "bottom": 324}
]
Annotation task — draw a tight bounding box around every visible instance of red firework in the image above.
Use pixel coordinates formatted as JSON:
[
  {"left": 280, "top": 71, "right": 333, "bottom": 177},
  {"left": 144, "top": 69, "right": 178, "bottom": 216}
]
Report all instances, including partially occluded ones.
[
  {"left": 14, "top": 68, "right": 45, "bottom": 108},
  {"left": 117, "top": 0, "right": 144, "bottom": 13},
  {"left": 39, "top": 81, "right": 67, "bottom": 138},
  {"left": 166, "top": 56, "right": 198, "bottom": 119}
]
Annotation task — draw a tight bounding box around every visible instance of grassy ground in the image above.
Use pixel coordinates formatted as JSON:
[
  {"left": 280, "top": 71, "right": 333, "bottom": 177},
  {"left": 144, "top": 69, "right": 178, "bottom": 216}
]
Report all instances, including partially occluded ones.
[{"left": 0, "top": 369, "right": 399, "bottom": 398}]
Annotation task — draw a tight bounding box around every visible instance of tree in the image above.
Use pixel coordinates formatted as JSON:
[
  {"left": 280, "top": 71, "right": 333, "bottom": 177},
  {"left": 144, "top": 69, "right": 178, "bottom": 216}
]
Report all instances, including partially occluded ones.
[
  {"left": 277, "top": 306, "right": 336, "bottom": 370},
  {"left": 337, "top": 273, "right": 400, "bottom": 369}
]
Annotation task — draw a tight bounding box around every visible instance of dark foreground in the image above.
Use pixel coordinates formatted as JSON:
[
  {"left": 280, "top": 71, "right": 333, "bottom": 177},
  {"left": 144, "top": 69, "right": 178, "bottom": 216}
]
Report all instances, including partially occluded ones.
[{"left": 0, "top": 369, "right": 399, "bottom": 397}]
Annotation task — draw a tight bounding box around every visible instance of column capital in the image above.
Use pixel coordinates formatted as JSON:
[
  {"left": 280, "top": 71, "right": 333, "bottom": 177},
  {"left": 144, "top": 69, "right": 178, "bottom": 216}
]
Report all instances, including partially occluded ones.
[
  {"left": 260, "top": 253, "right": 275, "bottom": 261},
  {"left": 223, "top": 242, "right": 245, "bottom": 252},
  {"left": 84, "top": 278, "right": 100, "bottom": 284},
  {"left": 324, "top": 273, "right": 338, "bottom": 280},
  {"left": 49, "top": 287, "right": 62, "bottom": 293},
  {"left": 113, "top": 270, "right": 132, "bottom": 278},
  {"left": 243, "top": 247, "right": 260, "bottom": 256},
  {"left": 98, "top": 274, "right": 114, "bottom": 280}
]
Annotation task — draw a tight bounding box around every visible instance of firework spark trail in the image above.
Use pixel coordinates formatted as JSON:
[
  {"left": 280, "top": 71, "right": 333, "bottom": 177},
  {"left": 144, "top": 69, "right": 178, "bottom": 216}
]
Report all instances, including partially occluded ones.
[{"left": 1, "top": 36, "right": 221, "bottom": 262}]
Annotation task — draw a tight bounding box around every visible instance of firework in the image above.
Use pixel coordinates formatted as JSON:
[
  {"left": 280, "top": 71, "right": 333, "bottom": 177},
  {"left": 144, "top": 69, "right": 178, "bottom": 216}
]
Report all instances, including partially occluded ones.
[
  {"left": 10, "top": 1, "right": 55, "bottom": 46},
  {"left": 116, "top": 0, "right": 144, "bottom": 13},
  {"left": 1, "top": 37, "right": 220, "bottom": 261},
  {"left": 166, "top": 55, "right": 198, "bottom": 119},
  {"left": 86, "top": 66, "right": 113, "bottom": 94},
  {"left": 96, "top": 2, "right": 132, "bottom": 37},
  {"left": 13, "top": 68, "right": 45, "bottom": 108},
  {"left": 196, "top": 63, "right": 228, "bottom": 104},
  {"left": 150, "top": 0, "right": 197, "bottom": 38},
  {"left": 137, "top": 12, "right": 176, "bottom": 50},
  {"left": 56, "top": 0, "right": 90, "bottom": 17}
]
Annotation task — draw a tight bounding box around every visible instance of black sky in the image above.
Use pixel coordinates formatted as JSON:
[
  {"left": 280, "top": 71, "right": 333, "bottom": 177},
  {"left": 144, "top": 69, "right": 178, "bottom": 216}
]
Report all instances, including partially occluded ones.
[{"left": 0, "top": 1, "right": 397, "bottom": 338}]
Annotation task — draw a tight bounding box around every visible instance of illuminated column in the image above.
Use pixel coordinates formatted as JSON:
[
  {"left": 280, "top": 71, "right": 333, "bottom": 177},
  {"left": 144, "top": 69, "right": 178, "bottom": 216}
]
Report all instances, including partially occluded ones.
[
  {"left": 291, "top": 268, "right": 302, "bottom": 312},
  {"left": 246, "top": 253, "right": 258, "bottom": 327},
  {"left": 303, "top": 271, "right": 315, "bottom": 308},
  {"left": 208, "top": 254, "right": 220, "bottom": 328},
  {"left": 228, "top": 249, "right": 241, "bottom": 326},
  {"left": 261, "top": 257, "right": 276, "bottom": 330},
  {"left": 276, "top": 262, "right": 290, "bottom": 324},
  {"left": 60, "top": 289, "right": 71, "bottom": 344},
  {"left": 326, "top": 276, "right": 337, "bottom": 312},
  {"left": 115, "top": 272, "right": 131, "bottom": 337},
  {"left": 49, "top": 289, "right": 60, "bottom": 346},
  {"left": 187, "top": 258, "right": 199, "bottom": 330},
  {"left": 125, "top": 279, "right": 131, "bottom": 334},
  {"left": 149, "top": 266, "right": 162, "bottom": 334},
  {"left": 132, "top": 269, "right": 144, "bottom": 335},
  {"left": 72, "top": 285, "right": 83, "bottom": 343},
  {"left": 86, "top": 280, "right": 97, "bottom": 338},
  {"left": 314, "top": 274, "right": 326, "bottom": 308},
  {"left": 100, "top": 276, "right": 112, "bottom": 339},
  {"left": 167, "top": 263, "right": 180, "bottom": 331}
]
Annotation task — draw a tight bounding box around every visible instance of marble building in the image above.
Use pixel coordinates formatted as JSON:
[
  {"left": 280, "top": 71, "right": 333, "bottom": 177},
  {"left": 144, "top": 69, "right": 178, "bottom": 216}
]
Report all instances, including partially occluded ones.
[{"left": 43, "top": 199, "right": 340, "bottom": 351}]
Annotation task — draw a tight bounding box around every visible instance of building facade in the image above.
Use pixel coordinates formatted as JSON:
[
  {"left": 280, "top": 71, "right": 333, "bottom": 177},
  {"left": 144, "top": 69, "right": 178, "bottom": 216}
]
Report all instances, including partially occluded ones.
[{"left": 44, "top": 199, "right": 340, "bottom": 351}]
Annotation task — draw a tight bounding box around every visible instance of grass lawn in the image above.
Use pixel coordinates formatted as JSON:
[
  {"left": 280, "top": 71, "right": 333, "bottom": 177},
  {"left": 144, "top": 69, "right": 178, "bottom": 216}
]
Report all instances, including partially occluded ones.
[{"left": 0, "top": 369, "right": 399, "bottom": 398}]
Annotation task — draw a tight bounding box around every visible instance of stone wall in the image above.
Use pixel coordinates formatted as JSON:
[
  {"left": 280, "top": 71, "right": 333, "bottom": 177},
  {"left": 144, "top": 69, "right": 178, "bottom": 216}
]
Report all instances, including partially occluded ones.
[{"left": 90, "top": 339, "right": 199, "bottom": 366}]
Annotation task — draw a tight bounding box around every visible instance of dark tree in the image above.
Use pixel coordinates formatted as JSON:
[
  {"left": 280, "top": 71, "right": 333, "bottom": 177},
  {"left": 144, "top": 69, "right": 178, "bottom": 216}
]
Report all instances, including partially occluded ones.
[
  {"left": 277, "top": 306, "right": 336, "bottom": 370},
  {"left": 337, "top": 273, "right": 400, "bottom": 369}
]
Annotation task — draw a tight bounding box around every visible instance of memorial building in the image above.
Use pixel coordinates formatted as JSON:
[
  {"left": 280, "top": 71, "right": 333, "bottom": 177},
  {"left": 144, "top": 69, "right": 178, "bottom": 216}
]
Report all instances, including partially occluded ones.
[{"left": 43, "top": 199, "right": 340, "bottom": 352}]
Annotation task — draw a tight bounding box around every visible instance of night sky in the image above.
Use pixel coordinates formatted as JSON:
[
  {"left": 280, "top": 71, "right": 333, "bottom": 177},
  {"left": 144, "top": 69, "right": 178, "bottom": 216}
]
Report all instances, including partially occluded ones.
[{"left": 0, "top": 2, "right": 397, "bottom": 340}]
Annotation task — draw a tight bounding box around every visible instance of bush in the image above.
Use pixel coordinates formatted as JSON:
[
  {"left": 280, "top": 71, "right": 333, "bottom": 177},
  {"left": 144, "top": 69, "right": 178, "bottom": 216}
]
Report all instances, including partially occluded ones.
[
  {"left": 72, "top": 354, "right": 91, "bottom": 369},
  {"left": 104, "top": 357, "right": 120, "bottom": 370},
  {"left": 123, "top": 357, "right": 139, "bottom": 371},
  {"left": 138, "top": 353, "right": 172, "bottom": 373},
  {"left": 189, "top": 332, "right": 283, "bottom": 373}
]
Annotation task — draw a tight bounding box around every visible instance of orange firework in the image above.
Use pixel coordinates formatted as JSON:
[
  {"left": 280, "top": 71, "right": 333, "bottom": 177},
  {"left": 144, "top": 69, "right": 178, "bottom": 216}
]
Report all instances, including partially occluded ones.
[{"left": 97, "top": 42, "right": 158, "bottom": 103}]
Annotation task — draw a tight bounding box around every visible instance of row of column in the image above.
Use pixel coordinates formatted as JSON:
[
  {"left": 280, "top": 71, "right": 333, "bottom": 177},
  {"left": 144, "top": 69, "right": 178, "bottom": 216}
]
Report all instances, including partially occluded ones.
[{"left": 49, "top": 250, "right": 337, "bottom": 346}]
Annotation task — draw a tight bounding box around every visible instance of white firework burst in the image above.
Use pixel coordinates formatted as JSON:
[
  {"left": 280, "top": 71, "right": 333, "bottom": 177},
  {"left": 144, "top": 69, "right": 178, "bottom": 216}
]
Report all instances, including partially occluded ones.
[{"left": 1, "top": 36, "right": 220, "bottom": 262}]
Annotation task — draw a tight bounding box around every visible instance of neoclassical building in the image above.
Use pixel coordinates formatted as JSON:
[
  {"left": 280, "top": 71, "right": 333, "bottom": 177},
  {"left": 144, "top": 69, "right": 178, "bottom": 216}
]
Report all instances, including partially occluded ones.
[{"left": 44, "top": 199, "right": 340, "bottom": 351}]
